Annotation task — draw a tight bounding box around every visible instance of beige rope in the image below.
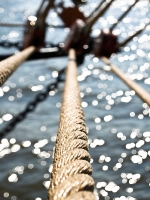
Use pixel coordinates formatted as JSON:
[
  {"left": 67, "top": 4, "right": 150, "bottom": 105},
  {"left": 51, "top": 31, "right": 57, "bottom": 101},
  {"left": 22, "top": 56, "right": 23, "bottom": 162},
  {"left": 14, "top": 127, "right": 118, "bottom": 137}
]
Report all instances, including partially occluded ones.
[
  {"left": 49, "top": 49, "right": 95, "bottom": 200},
  {"left": 101, "top": 56, "right": 150, "bottom": 106},
  {"left": 0, "top": 46, "right": 35, "bottom": 86}
]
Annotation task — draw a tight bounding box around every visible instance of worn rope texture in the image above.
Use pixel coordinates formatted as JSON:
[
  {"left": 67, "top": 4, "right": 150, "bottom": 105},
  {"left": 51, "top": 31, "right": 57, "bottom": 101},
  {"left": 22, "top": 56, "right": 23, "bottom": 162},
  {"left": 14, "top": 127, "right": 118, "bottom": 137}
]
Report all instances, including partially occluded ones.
[
  {"left": 49, "top": 49, "right": 95, "bottom": 200},
  {"left": 0, "top": 46, "right": 35, "bottom": 86}
]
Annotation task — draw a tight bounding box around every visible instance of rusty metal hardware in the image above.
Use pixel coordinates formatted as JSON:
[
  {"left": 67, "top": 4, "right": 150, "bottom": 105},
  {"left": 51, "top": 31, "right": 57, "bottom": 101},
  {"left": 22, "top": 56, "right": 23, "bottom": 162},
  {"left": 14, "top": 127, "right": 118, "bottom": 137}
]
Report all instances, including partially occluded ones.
[
  {"left": 63, "top": 19, "right": 88, "bottom": 55},
  {"left": 91, "top": 0, "right": 140, "bottom": 58},
  {"left": 93, "top": 29, "right": 118, "bottom": 58},
  {"left": 23, "top": 0, "right": 55, "bottom": 49},
  {"left": 59, "top": 6, "right": 86, "bottom": 28},
  {"left": 23, "top": 15, "right": 46, "bottom": 49},
  {"left": 63, "top": 0, "right": 114, "bottom": 55}
]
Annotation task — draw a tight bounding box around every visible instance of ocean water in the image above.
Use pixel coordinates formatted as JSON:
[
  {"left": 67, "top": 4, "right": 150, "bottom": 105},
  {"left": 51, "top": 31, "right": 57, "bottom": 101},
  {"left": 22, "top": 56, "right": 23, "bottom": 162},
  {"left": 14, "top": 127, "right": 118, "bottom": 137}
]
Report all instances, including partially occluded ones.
[{"left": 0, "top": 0, "right": 150, "bottom": 200}]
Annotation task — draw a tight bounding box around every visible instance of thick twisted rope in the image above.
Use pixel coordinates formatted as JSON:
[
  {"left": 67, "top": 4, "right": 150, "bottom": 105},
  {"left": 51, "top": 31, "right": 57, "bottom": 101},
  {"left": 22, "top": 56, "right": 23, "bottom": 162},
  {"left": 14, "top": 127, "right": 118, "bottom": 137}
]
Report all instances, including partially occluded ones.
[
  {"left": 49, "top": 49, "right": 95, "bottom": 200},
  {"left": 0, "top": 46, "right": 35, "bottom": 86}
]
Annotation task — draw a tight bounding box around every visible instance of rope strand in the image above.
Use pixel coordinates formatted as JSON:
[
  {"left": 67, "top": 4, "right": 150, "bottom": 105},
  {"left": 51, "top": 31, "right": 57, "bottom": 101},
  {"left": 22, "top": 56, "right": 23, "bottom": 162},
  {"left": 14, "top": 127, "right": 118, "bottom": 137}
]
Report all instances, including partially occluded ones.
[{"left": 49, "top": 49, "right": 95, "bottom": 200}]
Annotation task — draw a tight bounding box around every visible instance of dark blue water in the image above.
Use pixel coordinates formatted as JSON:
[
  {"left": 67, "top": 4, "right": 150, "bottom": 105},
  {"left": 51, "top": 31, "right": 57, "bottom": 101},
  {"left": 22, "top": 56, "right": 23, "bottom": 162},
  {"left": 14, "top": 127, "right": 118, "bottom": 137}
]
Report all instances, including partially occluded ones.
[{"left": 0, "top": 0, "right": 150, "bottom": 200}]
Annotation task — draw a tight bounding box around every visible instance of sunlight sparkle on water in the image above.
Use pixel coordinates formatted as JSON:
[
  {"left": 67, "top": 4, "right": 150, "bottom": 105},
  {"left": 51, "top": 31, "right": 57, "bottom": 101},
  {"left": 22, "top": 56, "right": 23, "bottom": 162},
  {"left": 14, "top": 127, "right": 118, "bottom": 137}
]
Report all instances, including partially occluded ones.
[
  {"left": 90, "top": 139, "right": 105, "bottom": 148},
  {"left": 95, "top": 117, "right": 101, "bottom": 123},
  {"left": 96, "top": 125, "right": 101, "bottom": 130},
  {"left": 10, "top": 138, "right": 16, "bottom": 144},
  {"left": 51, "top": 136, "right": 56, "bottom": 142},
  {"left": 40, "top": 126, "right": 47, "bottom": 132},
  {"left": 49, "top": 91, "right": 56, "bottom": 96},
  {"left": 8, "top": 96, "right": 15, "bottom": 101},
  {"left": 56, "top": 102, "right": 61, "bottom": 107},
  {"left": 34, "top": 139, "right": 48, "bottom": 148},
  {"left": 11, "top": 144, "right": 21, "bottom": 153},
  {"left": 35, "top": 198, "right": 42, "bottom": 200},
  {"left": 32, "top": 148, "right": 40, "bottom": 154},
  {"left": 43, "top": 181, "right": 50, "bottom": 189},
  {"left": 102, "top": 165, "right": 108, "bottom": 171},
  {"left": 2, "top": 114, "right": 13, "bottom": 121},
  {"left": 3, "top": 192, "right": 9, "bottom": 198},
  {"left": 3, "top": 86, "right": 10, "bottom": 92},
  {"left": 14, "top": 166, "right": 24, "bottom": 174},
  {"left": 52, "top": 71, "right": 58, "bottom": 78},
  {"left": 22, "top": 141, "right": 31, "bottom": 147},
  {"left": 0, "top": 139, "right": 9, "bottom": 150},
  {"left": 8, "top": 174, "right": 18, "bottom": 182},
  {"left": 130, "top": 112, "right": 135, "bottom": 117},
  {"left": 28, "top": 164, "right": 34, "bottom": 169},
  {"left": 92, "top": 100, "right": 98, "bottom": 106},
  {"left": 82, "top": 102, "right": 88, "bottom": 107},
  {"left": 31, "top": 85, "right": 43, "bottom": 92},
  {"left": 104, "top": 115, "right": 113, "bottom": 122}
]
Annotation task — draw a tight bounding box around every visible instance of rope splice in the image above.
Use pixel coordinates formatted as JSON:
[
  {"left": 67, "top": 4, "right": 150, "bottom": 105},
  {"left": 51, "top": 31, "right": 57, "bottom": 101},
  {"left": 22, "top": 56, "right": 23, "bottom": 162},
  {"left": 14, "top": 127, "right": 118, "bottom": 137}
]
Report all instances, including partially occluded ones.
[{"left": 49, "top": 49, "right": 95, "bottom": 200}]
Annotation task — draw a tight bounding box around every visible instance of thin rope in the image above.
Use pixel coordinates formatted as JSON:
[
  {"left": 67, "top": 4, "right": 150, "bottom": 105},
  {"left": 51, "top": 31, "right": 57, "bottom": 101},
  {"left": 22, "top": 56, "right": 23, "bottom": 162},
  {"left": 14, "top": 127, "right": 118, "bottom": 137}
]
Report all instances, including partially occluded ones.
[
  {"left": 117, "top": 22, "right": 150, "bottom": 48},
  {"left": 49, "top": 49, "right": 95, "bottom": 200},
  {"left": 86, "top": 0, "right": 115, "bottom": 29},
  {"left": 86, "top": 0, "right": 105, "bottom": 20},
  {"left": 101, "top": 56, "right": 150, "bottom": 107},
  {"left": 110, "top": 0, "right": 139, "bottom": 31},
  {"left": 0, "top": 46, "right": 35, "bottom": 86}
]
